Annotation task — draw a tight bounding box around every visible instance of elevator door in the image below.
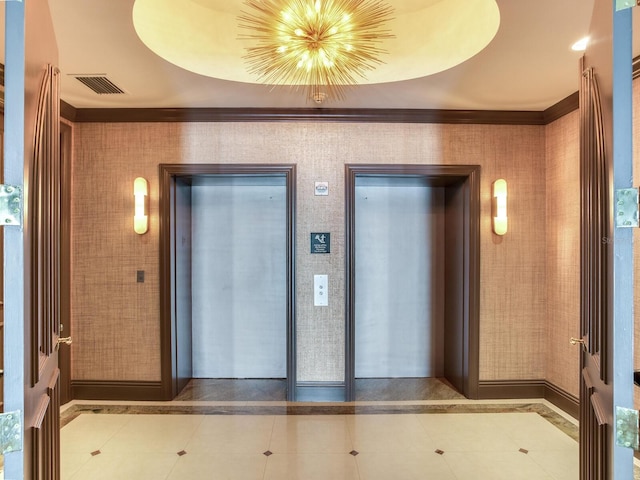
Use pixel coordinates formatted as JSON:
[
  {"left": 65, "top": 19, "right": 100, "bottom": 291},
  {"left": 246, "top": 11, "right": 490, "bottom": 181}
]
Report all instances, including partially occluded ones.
[
  {"left": 191, "top": 176, "right": 287, "bottom": 378},
  {"left": 355, "top": 177, "right": 445, "bottom": 378}
]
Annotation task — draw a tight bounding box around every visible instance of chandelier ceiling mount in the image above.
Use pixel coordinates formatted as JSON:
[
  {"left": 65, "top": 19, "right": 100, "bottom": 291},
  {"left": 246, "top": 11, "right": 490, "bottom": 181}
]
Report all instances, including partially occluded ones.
[{"left": 238, "top": 0, "right": 395, "bottom": 102}]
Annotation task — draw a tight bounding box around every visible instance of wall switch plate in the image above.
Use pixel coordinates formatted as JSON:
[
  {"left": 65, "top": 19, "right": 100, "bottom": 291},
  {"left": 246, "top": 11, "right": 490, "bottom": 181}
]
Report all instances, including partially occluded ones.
[
  {"left": 314, "top": 182, "right": 329, "bottom": 196},
  {"left": 314, "top": 274, "right": 328, "bottom": 306},
  {"left": 137, "top": 270, "right": 145, "bottom": 283}
]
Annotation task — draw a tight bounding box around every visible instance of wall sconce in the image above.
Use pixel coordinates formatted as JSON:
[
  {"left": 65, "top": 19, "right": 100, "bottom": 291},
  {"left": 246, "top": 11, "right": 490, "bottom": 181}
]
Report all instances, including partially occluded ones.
[
  {"left": 492, "top": 179, "right": 507, "bottom": 235},
  {"left": 134, "top": 177, "right": 148, "bottom": 234}
]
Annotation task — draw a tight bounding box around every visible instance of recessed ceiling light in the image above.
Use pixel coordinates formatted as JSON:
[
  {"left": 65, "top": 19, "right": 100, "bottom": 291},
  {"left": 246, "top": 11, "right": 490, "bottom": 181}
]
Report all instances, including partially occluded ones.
[{"left": 571, "top": 37, "right": 589, "bottom": 52}]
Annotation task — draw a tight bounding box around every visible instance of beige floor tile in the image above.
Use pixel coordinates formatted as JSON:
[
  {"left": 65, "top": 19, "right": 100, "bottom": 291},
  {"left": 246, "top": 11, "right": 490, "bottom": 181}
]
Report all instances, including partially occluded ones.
[
  {"left": 166, "top": 453, "right": 267, "bottom": 480},
  {"left": 417, "top": 413, "right": 522, "bottom": 452},
  {"left": 347, "top": 414, "right": 436, "bottom": 453},
  {"left": 60, "top": 409, "right": 581, "bottom": 480},
  {"left": 263, "top": 453, "right": 359, "bottom": 480},
  {"left": 269, "top": 415, "right": 353, "bottom": 454},
  {"left": 491, "top": 412, "right": 578, "bottom": 451},
  {"left": 443, "top": 451, "right": 555, "bottom": 480},
  {"left": 417, "top": 412, "right": 502, "bottom": 433},
  {"left": 100, "top": 414, "right": 204, "bottom": 454},
  {"left": 67, "top": 452, "right": 179, "bottom": 480},
  {"left": 528, "top": 448, "right": 580, "bottom": 480},
  {"left": 356, "top": 451, "right": 457, "bottom": 480},
  {"left": 185, "top": 415, "right": 275, "bottom": 454},
  {"left": 61, "top": 452, "right": 92, "bottom": 480},
  {"left": 61, "top": 414, "right": 131, "bottom": 453}
]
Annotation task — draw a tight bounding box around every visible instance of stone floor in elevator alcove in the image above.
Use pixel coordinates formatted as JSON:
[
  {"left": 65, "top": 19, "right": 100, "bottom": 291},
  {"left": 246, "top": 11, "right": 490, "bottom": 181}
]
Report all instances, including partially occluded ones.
[{"left": 171, "top": 377, "right": 467, "bottom": 402}]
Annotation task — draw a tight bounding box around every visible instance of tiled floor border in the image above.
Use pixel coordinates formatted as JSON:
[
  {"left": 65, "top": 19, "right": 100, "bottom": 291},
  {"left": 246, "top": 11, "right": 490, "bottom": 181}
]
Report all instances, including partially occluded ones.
[{"left": 60, "top": 401, "right": 579, "bottom": 443}]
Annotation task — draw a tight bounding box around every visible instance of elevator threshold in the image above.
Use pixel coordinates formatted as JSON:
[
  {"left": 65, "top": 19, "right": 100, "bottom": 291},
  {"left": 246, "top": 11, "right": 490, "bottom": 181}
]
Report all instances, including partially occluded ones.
[
  {"left": 175, "top": 378, "right": 287, "bottom": 402},
  {"left": 354, "top": 377, "right": 465, "bottom": 401}
]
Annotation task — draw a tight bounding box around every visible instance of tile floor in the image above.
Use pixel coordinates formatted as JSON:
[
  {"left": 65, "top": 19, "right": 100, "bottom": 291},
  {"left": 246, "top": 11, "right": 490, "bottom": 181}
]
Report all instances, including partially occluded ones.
[{"left": 61, "top": 403, "right": 580, "bottom": 480}]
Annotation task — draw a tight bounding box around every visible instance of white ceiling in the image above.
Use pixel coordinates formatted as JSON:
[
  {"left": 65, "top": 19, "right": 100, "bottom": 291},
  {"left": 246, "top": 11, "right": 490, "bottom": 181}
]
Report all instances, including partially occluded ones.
[{"left": 6, "top": 0, "right": 640, "bottom": 110}]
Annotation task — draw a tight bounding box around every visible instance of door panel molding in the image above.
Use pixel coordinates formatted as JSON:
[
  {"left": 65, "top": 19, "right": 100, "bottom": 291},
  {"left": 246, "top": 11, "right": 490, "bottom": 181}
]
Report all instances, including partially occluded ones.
[
  {"left": 580, "top": 64, "right": 609, "bottom": 382},
  {"left": 579, "top": 58, "right": 614, "bottom": 479},
  {"left": 29, "top": 64, "right": 61, "bottom": 386},
  {"left": 31, "top": 369, "right": 60, "bottom": 480}
]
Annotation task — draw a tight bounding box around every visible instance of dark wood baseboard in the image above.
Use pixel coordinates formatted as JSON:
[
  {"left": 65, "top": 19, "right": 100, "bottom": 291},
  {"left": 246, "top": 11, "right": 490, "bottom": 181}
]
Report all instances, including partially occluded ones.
[
  {"left": 478, "top": 379, "right": 546, "bottom": 399},
  {"left": 71, "top": 380, "right": 165, "bottom": 401},
  {"left": 478, "top": 379, "right": 579, "bottom": 419},
  {"left": 543, "top": 381, "right": 580, "bottom": 419}
]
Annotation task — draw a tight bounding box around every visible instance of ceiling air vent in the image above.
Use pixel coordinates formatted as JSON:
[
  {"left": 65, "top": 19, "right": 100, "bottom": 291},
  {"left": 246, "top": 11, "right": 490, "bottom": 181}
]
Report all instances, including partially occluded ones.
[{"left": 72, "top": 75, "right": 126, "bottom": 95}]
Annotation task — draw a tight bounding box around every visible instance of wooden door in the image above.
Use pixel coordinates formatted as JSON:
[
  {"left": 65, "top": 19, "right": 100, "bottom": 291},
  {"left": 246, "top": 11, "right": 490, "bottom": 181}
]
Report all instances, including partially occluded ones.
[
  {"left": 579, "top": 1, "right": 634, "bottom": 478},
  {"left": 4, "top": 0, "right": 61, "bottom": 478}
]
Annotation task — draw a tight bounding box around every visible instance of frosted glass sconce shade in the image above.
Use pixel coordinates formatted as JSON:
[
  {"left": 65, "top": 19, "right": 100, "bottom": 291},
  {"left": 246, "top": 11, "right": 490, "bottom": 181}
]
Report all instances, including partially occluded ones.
[
  {"left": 492, "top": 179, "right": 507, "bottom": 235},
  {"left": 134, "top": 177, "right": 148, "bottom": 234}
]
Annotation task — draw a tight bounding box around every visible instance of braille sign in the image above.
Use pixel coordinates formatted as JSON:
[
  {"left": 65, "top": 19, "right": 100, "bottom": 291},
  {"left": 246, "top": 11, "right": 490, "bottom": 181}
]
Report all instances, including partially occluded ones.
[{"left": 311, "top": 232, "right": 330, "bottom": 254}]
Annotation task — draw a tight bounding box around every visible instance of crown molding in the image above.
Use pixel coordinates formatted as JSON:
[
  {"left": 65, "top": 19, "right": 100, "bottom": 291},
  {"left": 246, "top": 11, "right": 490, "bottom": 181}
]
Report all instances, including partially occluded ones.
[
  {"left": 543, "top": 92, "right": 580, "bottom": 124},
  {"left": 58, "top": 90, "right": 586, "bottom": 125}
]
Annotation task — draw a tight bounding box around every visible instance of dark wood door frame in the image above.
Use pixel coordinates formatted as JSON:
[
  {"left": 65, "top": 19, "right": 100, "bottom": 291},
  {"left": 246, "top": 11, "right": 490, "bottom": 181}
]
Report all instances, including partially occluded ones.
[
  {"left": 59, "top": 121, "right": 72, "bottom": 405},
  {"left": 159, "top": 164, "right": 297, "bottom": 400},
  {"left": 345, "top": 164, "right": 480, "bottom": 401}
]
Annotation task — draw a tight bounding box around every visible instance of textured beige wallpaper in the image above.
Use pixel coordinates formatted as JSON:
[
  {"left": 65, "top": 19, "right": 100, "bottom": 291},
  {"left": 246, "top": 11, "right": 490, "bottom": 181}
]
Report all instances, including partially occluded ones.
[
  {"left": 71, "top": 121, "right": 547, "bottom": 383},
  {"left": 545, "top": 111, "right": 581, "bottom": 398}
]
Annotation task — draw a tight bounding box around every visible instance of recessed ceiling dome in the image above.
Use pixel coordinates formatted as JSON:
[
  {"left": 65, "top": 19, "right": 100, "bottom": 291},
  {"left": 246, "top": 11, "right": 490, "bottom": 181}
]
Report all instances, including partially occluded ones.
[{"left": 132, "top": 0, "right": 500, "bottom": 85}]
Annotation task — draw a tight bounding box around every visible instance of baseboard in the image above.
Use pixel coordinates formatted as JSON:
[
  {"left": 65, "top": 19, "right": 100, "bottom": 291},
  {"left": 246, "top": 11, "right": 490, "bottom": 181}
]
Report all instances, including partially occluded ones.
[
  {"left": 295, "top": 383, "right": 346, "bottom": 402},
  {"left": 71, "top": 380, "right": 165, "bottom": 401},
  {"left": 478, "top": 379, "right": 579, "bottom": 419},
  {"left": 544, "top": 381, "right": 580, "bottom": 419},
  {"left": 478, "top": 379, "right": 546, "bottom": 399}
]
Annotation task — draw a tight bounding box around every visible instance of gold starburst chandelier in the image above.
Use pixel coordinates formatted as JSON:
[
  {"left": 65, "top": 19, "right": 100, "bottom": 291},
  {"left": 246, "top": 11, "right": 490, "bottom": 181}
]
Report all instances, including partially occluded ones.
[{"left": 238, "top": 0, "right": 394, "bottom": 102}]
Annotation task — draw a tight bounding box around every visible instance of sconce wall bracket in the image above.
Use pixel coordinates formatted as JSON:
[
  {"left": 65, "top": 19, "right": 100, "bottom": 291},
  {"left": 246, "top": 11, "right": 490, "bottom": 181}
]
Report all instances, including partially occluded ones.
[
  {"left": 0, "top": 184, "right": 23, "bottom": 227},
  {"left": 615, "top": 188, "right": 639, "bottom": 228}
]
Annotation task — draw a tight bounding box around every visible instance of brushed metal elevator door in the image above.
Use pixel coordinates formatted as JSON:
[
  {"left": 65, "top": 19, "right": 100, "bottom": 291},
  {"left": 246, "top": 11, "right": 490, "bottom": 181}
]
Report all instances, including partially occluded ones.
[
  {"left": 191, "top": 176, "right": 287, "bottom": 378},
  {"left": 354, "top": 177, "right": 445, "bottom": 378}
]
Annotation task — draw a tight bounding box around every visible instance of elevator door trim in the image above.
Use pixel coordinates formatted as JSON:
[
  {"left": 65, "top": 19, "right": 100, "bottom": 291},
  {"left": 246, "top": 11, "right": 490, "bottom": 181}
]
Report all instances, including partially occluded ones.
[
  {"left": 159, "top": 164, "right": 297, "bottom": 401},
  {"left": 345, "top": 164, "right": 480, "bottom": 401}
]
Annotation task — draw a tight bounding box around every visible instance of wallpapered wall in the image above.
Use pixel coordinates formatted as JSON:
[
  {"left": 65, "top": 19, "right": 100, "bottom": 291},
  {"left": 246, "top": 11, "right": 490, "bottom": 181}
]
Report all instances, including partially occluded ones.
[
  {"left": 71, "top": 121, "right": 554, "bottom": 387},
  {"left": 545, "top": 111, "right": 581, "bottom": 397}
]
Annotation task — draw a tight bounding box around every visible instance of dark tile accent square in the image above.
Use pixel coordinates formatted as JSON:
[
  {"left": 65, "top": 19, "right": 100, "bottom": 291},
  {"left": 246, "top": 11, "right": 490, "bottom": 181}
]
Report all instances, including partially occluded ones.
[
  {"left": 435, "top": 449, "right": 445, "bottom": 455},
  {"left": 263, "top": 451, "right": 273, "bottom": 457},
  {"left": 177, "top": 450, "right": 187, "bottom": 456},
  {"left": 90, "top": 450, "right": 101, "bottom": 456},
  {"left": 519, "top": 448, "right": 529, "bottom": 454},
  {"left": 350, "top": 450, "right": 359, "bottom": 456}
]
